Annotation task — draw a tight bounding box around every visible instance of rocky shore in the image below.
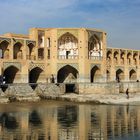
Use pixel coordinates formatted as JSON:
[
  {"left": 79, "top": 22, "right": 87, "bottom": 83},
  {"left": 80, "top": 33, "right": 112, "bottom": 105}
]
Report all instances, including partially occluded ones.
[
  {"left": 1, "top": 91, "right": 140, "bottom": 105},
  {"left": 0, "top": 83, "right": 140, "bottom": 104}
]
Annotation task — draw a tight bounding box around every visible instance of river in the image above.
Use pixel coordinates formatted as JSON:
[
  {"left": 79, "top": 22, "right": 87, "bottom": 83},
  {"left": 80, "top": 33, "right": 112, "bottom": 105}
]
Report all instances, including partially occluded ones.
[{"left": 0, "top": 101, "right": 140, "bottom": 140}]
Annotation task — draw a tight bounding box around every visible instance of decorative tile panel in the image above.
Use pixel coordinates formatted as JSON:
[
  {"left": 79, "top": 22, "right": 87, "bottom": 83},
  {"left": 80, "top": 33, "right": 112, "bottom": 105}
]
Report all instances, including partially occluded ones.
[
  {"left": 0, "top": 37, "right": 11, "bottom": 43},
  {"left": 26, "top": 40, "right": 36, "bottom": 46},
  {"left": 87, "top": 30, "right": 102, "bottom": 40},
  {"left": 29, "top": 63, "right": 45, "bottom": 70},
  {"left": 57, "top": 29, "right": 78, "bottom": 39},
  {"left": 3, "top": 62, "right": 21, "bottom": 71},
  {"left": 91, "top": 64, "right": 101, "bottom": 69},
  {"left": 57, "top": 63, "right": 78, "bottom": 71},
  {"left": 13, "top": 39, "right": 24, "bottom": 45}
]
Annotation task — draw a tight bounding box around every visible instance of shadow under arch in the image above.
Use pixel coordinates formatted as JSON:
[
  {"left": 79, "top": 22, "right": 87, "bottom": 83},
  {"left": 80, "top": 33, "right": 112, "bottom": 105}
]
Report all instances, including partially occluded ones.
[
  {"left": 27, "top": 43, "right": 35, "bottom": 59},
  {"left": 116, "top": 69, "right": 124, "bottom": 82},
  {"left": 129, "top": 69, "right": 137, "bottom": 81},
  {"left": 0, "top": 40, "right": 9, "bottom": 59},
  {"left": 29, "top": 67, "right": 43, "bottom": 83},
  {"left": 3, "top": 66, "right": 19, "bottom": 83},
  {"left": 13, "top": 42, "right": 23, "bottom": 59},
  {"left": 57, "top": 65, "right": 78, "bottom": 83},
  {"left": 90, "top": 65, "right": 101, "bottom": 83}
]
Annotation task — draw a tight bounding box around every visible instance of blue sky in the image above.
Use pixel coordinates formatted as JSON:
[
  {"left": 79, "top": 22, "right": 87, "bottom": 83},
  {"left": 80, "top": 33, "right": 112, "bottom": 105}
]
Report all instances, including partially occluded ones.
[{"left": 0, "top": 0, "right": 140, "bottom": 49}]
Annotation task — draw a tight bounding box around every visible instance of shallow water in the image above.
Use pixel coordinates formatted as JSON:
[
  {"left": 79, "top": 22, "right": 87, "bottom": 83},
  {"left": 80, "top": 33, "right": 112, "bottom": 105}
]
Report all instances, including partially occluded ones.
[{"left": 0, "top": 101, "right": 140, "bottom": 140}]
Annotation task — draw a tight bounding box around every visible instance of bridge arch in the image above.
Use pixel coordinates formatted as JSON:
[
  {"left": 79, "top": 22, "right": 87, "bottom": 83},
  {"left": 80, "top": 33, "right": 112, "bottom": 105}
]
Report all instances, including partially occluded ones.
[
  {"left": 116, "top": 69, "right": 124, "bottom": 82},
  {"left": 57, "top": 65, "right": 78, "bottom": 83},
  {"left": 3, "top": 66, "right": 19, "bottom": 83},
  {"left": 90, "top": 65, "right": 101, "bottom": 83},
  {"left": 129, "top": 69, "right": 137, "bottom": 81},
  {"left": 0, "top": 40, "right": 10, "bottom": 59},
  {"left": 29, "top": 67, "right": 44, "bottom": 83}
]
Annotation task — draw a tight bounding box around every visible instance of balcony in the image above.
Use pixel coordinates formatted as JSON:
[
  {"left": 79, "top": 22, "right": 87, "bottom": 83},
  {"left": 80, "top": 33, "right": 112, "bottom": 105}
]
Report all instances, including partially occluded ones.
[
  {"left": 58, "top": 55, "right": 78, "bottom": 59},
  {"left": 89, "top": 56, "right": 102, "bottom": 60}
]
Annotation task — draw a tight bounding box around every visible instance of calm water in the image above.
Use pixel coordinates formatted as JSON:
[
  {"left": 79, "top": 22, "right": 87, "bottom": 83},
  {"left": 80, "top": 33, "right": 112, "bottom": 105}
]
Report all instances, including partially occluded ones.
[{"left": 0, "top": 101, "right": 140, "bottom": 140}]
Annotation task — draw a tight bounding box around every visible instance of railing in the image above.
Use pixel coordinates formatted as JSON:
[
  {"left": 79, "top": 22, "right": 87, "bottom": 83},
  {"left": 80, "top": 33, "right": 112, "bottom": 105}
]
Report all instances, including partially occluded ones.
[
  {"left": 26, "top": 55, "right": 36, "bottom": 60},
  {"left": 58, "top": 55, "right": 78, "bottom": 59},
  {"left": 89, "top": 56, "right": 102, "bottom": 60}
]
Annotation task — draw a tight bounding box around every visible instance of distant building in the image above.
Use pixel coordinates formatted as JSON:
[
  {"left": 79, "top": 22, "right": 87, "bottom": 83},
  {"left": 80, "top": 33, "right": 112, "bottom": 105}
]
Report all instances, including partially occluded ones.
[{"left": 0, "top": 28, "right": 139, "bottom": 83}]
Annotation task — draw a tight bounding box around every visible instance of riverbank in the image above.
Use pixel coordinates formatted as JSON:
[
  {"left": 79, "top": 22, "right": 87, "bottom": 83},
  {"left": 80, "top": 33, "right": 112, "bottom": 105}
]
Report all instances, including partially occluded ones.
[
  {"left": 0, "top": 82, "right": 140, "bottom": 104},
  {"left": 1, "top": 92, "right": 140, "bottom": 105},
  {"left": 40, "top": 93, "right": 140, "bottom": 105}
]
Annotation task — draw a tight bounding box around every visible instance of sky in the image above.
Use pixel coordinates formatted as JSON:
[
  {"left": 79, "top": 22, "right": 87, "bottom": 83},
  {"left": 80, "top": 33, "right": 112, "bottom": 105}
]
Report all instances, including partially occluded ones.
[{"left": 0, "top": 0, "right": 140, "bottom": 49}]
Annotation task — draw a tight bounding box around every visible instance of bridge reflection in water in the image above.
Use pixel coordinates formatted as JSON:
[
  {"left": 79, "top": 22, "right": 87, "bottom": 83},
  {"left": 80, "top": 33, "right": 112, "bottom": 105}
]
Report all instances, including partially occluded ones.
[{"left": 0, "top": 102, "right": 140, "bottom": 140}]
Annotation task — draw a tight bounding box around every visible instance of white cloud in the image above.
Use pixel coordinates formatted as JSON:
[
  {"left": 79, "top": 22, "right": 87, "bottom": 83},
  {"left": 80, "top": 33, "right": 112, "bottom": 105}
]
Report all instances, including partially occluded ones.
[{"left": 0, "top": 0, "right": 140, "bottom": 49}]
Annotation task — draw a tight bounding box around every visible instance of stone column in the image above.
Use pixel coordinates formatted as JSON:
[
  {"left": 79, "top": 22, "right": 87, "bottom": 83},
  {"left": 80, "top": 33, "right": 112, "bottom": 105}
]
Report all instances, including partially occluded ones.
[
  {"left": 9, "top": 39, "right": 14, "bottom": 59},
  {"left": 124, "top": 50, "right": 129, "bottom": 81},
  {"left": 22, "top": 40, "right": 26, "bottom": 60},
  {"left": 78, "top": 28, "right": 89, "bottom": 83}
]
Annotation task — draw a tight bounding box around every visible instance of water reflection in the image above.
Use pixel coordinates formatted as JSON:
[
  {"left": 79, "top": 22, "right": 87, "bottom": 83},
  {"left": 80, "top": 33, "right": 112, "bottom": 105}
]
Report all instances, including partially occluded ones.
[{"left": 0, "top": 102, "right": 140, "bottom": 140}]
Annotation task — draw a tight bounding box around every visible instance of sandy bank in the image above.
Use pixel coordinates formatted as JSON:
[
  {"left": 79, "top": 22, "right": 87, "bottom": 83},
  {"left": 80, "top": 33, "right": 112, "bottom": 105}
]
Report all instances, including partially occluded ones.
[
  {"left": 39, "top": 93, "right": 140, "bottom": 105},
  {"left": 1, "top": 93, "right": 140, "bottom": 105}
]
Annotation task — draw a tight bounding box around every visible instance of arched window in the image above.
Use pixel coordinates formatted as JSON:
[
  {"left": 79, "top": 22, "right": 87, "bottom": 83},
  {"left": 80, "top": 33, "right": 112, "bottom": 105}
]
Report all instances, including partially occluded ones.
[
  {"left": 58, "top": 33, "right": 78, "bottom": 59},
  {"left": 13, "top": 42, "right": 23, "bottom": 59},
  {"left": 114, "top": 51, "right": 119, "bottom": 64},
  {"left": 127, "top": 52, "right": 132, "bottom": 65},
  {"left": 120, "top": 52, "right": 125, "bottom": 65},
  {"left": 0, "top": 40, "right": 9, "bottom": 59},
  {"left": 27, "top": 43, "right": 35, "bottom": 60},
  {"left": 88, "top": 34, "right": 102, "bottom": 60}
]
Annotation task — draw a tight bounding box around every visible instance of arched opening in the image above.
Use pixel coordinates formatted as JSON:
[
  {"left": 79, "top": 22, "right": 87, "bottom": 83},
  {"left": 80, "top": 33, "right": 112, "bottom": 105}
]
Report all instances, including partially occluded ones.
[
  {"left": 3, "top": 66, "right": 19, "bottom": 83},
  {"left": 58, "top": 32, "right": 78, "bottom": 59},
  {"left": 90, "top": 66, "right": 101, "bottom": 83},
  {"left": 57, "top": 65, "right": 78, "bottom": 83},
  {"left": 127, "top": 52, "right": 132, "bottom": 65},
  {"left": 133, "top": 53, "right": 138, "bottom": 65},
  {"left": 29, "top": 67, "right": 44, "bottom": 83},
  {"left": 106, "top": 50, "right": 112, "bottom": 65},
  {"left": 116, "top": 69, "right": 124, "bottom": 82},
  {"left": 120, "top": 52, "right": 125, "bottom": 65},
  {"left": 114, "top": 51, "right": 119, "bottom": 64},
  {"left": 0, "top": 40, "right": 9, "bottom": 59},
  {"left": 27, "top": 43, "right": 35, "bottom": 60},
  {"left": 129, "top": 69, "right": 137, "bottom": 81},
  {"left": 13, "top": 42, "right": 23, "bottom": 59},
  {"left": 88, "top": 34, "right": 102, "bottom": 59}
]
